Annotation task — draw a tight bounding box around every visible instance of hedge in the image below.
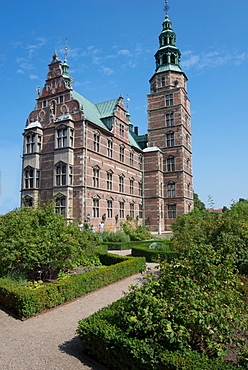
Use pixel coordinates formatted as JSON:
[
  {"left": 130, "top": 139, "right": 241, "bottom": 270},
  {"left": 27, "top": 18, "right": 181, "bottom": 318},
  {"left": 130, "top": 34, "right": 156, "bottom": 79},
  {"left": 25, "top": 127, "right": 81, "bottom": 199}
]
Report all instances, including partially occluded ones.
[
  {"left": 77, "top": 300, "right": 239, "bottom": 370},
  {"left": 102, "top": 240, "right": 171, "bottom": 250},
  {"left": 132, "top": 244, "right": 178, "bottom": 262},
  {"left": 0, "top": 253, "right": 145, "bottom": 319}
]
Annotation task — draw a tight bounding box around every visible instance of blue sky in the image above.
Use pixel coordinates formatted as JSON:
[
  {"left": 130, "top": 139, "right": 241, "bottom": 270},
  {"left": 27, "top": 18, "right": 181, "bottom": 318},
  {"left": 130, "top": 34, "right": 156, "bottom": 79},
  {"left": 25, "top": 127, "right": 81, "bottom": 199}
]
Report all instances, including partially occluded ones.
[{"left": 1, "top": 0, "right": 248, "bottom": 214}]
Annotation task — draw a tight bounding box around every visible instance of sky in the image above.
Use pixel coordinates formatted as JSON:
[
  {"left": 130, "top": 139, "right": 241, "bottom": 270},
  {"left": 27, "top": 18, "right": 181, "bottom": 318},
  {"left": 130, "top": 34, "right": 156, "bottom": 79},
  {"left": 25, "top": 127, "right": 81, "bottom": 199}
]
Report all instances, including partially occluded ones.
[{"left": 1, "top": 0, "right": 248, "bottom": 214}]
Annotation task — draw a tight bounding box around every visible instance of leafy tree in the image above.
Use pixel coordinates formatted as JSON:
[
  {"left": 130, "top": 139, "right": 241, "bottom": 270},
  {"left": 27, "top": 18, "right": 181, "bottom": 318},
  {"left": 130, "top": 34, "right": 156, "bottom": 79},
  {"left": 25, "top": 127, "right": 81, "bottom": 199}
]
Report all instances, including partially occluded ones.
[
  {"left": 0, "top": 204, "right": 99, "bottom": 278},
  {"left": 114, "top": 244, "right": 247, "bottom": 359},
  {"left": 193, "top": 192, "right": 206, "bottom": 213},
  {"left": 171, "top": 200, "right": 248, "bottom": 273}
]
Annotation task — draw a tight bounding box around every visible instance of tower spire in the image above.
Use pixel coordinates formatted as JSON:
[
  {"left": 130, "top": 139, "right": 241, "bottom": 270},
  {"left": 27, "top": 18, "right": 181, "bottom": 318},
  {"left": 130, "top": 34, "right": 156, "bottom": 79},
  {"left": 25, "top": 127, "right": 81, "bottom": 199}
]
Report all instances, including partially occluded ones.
[
  {"left": 62, "top": 37, "right": 71, "bottom": 87},
  {"left": 164, "top": 0, "right": 169, "bottom": 17},
  {"left": 154, "top": 1, "right": 182, "bottom": 74}
]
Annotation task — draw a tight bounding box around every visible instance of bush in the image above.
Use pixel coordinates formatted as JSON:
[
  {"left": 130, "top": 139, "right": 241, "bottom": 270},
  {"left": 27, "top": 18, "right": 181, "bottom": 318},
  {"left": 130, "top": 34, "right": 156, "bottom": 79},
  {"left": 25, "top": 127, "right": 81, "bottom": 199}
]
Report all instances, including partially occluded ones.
[
  {"left": 99, "top": 230, "right": 130, "bottom": 243},
  {"left": 0, "top": 204, "right": 99, "bottom": 279},
  {"left": 0, "top": 253, "right": 146, "bottom": 318},
  {"left": 120, "top": 219, "right": 152, "bottom": 241},
  {"left": 132, "top": 242, "right": 177, "bottom": 262},
  {"left": 77, "top": 300, "right": 239, "bottom": 370}
]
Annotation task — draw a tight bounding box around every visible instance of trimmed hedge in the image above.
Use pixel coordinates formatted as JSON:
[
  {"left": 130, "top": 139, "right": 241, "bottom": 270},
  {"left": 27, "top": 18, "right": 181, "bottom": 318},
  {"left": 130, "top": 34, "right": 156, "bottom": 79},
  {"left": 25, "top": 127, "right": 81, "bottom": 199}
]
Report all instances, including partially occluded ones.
[
  {"left": 132, "top": 244, "right": 178, "bottom": 262},
  {"left": 77, "top": 300, "right": 238, "bottom": 370},
  {"left": 102, "top": 239, "right": 162, "bottom": 250},
  {"left": 0, "top": 253, "right": 145, "bottom": 319}
]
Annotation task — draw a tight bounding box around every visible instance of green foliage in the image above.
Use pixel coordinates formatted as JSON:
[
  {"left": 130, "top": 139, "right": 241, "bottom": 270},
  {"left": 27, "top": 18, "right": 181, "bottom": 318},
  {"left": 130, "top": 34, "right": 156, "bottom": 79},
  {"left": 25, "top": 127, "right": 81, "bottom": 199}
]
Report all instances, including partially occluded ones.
[
  {"left": 77, "top": 297, "right": 240, "bottom": 370},
  {"left": 0, "top": 204, "right": 99, "bottom": 278},
  {"left": 120, "top": 219, "right": 152, "bottom": 241},
  {"left": 193, "top": 192, "right": 206, "bottom": 212},
  {"left": 171, "top": 200, "right": 248, "bottom": 274},
  {"left": 132, "top": 242, "right": 178, "bottom": 262},
  {"left": 99, "top": 230, "right": 130, "bottom": 243},
  {"left": 0, "top": 254, "right": 146, "bottom": 318}
]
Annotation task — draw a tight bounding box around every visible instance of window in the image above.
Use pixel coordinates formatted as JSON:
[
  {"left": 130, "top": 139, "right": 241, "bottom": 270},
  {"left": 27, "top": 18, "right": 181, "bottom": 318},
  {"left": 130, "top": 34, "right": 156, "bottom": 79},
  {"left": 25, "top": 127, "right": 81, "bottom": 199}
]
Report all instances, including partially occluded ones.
[
  {"left": 167, "top": 157, "right": 175, "bottom": 171},
  {"left": 36, "top": 170, "right": 40, "bottom": 188},
  {"left": 57, "top": 128, "right": 68, "bottom": 148},
  {"left": 165, "top": 94, "right": 173, "bottom": 106},
  {"left": 167, "top": 182, "right": 175, "bottom": 197},
  {"left": 60, "top": 96, "right": 64, "bottom": 103},
  {"left": 166, "top": 132, "right": 174, "bottom": 147},
  {"left": 120, "top": 124, "right": 124, "bottom": 137},
  {"left": 24, "top": 167, "right": 34, "bottom": 188},
  {"left": 139, "top": 203, "right": 143, "bottom": 218},
  {"left": 186, "top": 134, "right": 189, "bottom": 146},
  {"left": 130, "top": 178, "right": 134, "bottom": 195},
  {"left": 139, "top": 154, "right": 143, "bottom": 170},
  {"left": 55, "top": 196, "right": 66, "bottom": 216},
  {"left": 69, "top": 166, "right": 73, "bottom": 185},
  {"left": 107, "top": 139, "right": 113, "bottom": 158},
  {"left": 37, "top": 135, "right": 42, "bottom": 152},
  {"left": 93, "top": 166, "right": 100, "bottom": 188},
  {"left": 23, "top": 195, "right": 33, "bottom": 207},
  {"left": 187, "top": 158, "right": 190, "bottom": 171},
  {"left": 168, "top": 204, "right": 176, "bottom": 219},
  {"left": 69, "top": 129, "right": 73, "bottom": 147},
  {"left": 93, "top": 133, "right": 100, "bottom": 152},
  {"left": 130, "top": 202, "right": 134, "bottom": 218},
  {"left": 187, "top": 183, "right": 191, "bottom": 197},
  {"left": 43, "top": 100, "right": 47, "bottom": 108},
  {"left": 92, "top": 197, "right": 99, "bottom": 218},
  {"left": 119, "top": 201, "right": 124, "bottom": 219},
  {"left": 119, "top": 145, "right": 124, "bottom": 162},
  {"left": 161, "top": 77, "right": 165, "bottom": 87},
  {"left": 26, "top": 133, "right": 35, "bottom": 153},
  {"left": 119, "top": 175, "right": 124, "bottom": 193},
  {"left": 107, "top": 171, "right": 113, "bottom": 190},
  {"left": 107, "top": 199, "right": 113, "bottom": 218},
  {"left": 166, "top": 112, "right": 174, "bottom": 126},
  {"left": 138, "top": 181, "right": 143, "bottom": 197},
  {"left": 55, "top": 162, "right": 67, "bottom": 186},
  {"left": 130, "top": 151, "right": 134, "bottom": 166}
]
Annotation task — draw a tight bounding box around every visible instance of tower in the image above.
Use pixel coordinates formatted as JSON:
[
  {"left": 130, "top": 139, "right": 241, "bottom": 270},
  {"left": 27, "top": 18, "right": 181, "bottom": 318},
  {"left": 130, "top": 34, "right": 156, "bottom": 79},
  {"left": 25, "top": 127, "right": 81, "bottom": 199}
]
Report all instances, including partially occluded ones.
[{"left": 144, "top": 4, "right": 193, "bottom": 231}]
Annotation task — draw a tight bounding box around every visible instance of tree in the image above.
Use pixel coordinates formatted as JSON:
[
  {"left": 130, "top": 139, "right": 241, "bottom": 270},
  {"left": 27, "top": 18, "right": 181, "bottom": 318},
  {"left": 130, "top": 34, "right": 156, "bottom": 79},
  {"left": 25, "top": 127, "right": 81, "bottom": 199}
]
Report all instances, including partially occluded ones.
[
  {"left": 193, "top": 192, "right": 206, "bottom": 213},
  {"left": 0, "top": 204, "right": 99, "bottom": 278}
]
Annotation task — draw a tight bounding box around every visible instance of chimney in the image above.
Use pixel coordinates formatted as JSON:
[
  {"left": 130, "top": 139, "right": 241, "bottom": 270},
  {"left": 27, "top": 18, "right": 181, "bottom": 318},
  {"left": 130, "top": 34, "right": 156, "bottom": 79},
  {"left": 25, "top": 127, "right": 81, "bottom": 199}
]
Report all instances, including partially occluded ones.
[{"left": 134, "top": 126, "right": 138, "bottom": 135}]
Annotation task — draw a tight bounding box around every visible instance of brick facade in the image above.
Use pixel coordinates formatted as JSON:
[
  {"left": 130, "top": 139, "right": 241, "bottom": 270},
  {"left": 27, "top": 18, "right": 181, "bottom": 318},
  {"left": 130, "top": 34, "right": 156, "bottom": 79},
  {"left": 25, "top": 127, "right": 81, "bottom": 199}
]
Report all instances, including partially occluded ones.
[{"left": 21, "top": 12, "right": 193, "bottom": 232}]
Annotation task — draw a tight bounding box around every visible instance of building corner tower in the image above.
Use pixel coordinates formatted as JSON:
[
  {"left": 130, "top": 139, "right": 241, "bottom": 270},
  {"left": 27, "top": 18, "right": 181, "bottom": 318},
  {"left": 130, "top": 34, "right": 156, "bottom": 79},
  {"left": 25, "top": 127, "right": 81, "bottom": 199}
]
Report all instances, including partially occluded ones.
[{"left": 144, "top": 6, "right": 193, "bottom": 231}]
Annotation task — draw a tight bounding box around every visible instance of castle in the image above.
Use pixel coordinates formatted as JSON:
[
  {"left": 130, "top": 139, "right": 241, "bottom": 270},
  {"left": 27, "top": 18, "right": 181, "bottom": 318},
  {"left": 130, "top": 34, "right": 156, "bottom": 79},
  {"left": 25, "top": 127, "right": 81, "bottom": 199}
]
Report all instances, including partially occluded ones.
[{"left": 20, "top": 8, "right": 193, "bottom": 232}]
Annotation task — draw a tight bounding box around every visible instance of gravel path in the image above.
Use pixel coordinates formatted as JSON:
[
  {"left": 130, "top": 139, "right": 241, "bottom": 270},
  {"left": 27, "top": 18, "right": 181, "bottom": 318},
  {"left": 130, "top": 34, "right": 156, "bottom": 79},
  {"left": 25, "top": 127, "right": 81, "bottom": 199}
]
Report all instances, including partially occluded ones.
[{"left": 0, "top": 251, "right": 158, "bottom": 370}]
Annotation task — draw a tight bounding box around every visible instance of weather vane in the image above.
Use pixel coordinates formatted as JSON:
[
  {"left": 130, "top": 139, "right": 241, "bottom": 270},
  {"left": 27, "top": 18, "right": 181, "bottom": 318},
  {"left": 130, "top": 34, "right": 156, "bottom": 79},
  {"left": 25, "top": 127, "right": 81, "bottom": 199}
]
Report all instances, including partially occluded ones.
[
  {"left": 164, "top": 0, "right": 170, "bottom": 16},
  {"left": 64, "top": 37, "right": 68, "bottom": 60}
]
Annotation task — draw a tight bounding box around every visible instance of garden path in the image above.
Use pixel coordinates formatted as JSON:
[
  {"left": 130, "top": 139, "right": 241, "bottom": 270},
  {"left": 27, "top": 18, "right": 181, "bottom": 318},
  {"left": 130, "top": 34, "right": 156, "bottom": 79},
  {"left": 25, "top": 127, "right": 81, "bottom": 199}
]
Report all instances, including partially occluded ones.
[{"left": 0, "top": 251, "right": 158, "bottom": 370}]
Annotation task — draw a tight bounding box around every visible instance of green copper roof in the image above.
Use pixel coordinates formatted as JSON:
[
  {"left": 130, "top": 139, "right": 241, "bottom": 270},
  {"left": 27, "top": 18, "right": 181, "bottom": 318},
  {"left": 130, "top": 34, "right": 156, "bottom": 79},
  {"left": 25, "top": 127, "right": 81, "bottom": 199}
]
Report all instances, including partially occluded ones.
[
  {"left": 71, "top": 90, "right": 142, "bottom": 150},
  {"left": 71, "top": 90, "right": 107, "bottom": 130},
  {"left": 154, "top": 14, "right": 182, "bottom": 74},
  {"left": 96, "top": 99, "right": 119, "bottom": 118}
]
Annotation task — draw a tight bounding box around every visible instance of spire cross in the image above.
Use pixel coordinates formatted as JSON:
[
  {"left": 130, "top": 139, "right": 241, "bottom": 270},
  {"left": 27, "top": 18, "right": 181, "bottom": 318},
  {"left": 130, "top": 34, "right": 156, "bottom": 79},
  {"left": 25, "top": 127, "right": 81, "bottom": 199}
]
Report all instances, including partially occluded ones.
[
  {"left": 164, "top": 0, "right": 170, "bottom": 16},
  {"left": 64, "top": 37, "right": 68, "bottom": 60}
]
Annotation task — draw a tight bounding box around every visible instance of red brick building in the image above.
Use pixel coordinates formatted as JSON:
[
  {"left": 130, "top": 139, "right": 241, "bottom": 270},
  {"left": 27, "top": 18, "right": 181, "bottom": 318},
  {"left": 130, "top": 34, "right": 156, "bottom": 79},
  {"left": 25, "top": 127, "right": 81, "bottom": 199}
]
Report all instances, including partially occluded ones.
[{"left": 21, "top": 10, "right": 193, "bottom": 231}]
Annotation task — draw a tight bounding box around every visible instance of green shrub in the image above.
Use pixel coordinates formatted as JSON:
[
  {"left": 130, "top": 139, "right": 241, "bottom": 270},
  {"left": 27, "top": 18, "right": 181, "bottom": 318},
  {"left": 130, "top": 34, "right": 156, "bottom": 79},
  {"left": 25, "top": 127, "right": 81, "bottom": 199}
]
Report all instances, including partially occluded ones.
[
  {"left": 132, "top": 243, "right": 177, "bottom": 262},
  {"left": 0, "top": 254, "right": 146, "bottom": 318},
  {"left": 77, "top": 300, "right": 239, "bottom": 370},
  {"left": 120, "top": 219, "right": 152, "bottom": 241},
  {"left": 99, "top": 230, "right": 130, "bottom": 243}
]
